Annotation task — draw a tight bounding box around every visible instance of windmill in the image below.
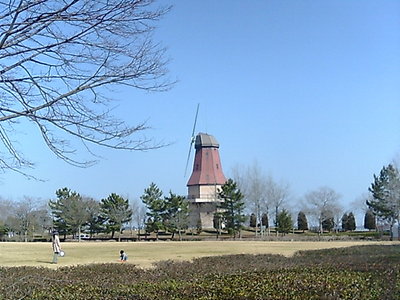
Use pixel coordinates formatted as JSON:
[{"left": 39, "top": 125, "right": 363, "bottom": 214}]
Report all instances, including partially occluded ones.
[{"left": 184, "top": 104, "right": 227, "bottom": 228}]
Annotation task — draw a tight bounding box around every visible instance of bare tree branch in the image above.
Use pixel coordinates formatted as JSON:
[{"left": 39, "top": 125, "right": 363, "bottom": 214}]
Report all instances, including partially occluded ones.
[{"left": 0, "top": 0, "right": 172, "bottom": 173}]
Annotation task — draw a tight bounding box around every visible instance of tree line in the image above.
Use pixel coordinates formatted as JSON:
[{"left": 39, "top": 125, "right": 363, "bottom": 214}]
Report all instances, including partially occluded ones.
[
  {"left": 1, "top": 163, "right": 398, "bottom": 241},
  {"left": 0, "top": 184, "right": 189, "bottom": 242},
  {"left": 222, "top": 162, "right": 397, "bottom": 239}
]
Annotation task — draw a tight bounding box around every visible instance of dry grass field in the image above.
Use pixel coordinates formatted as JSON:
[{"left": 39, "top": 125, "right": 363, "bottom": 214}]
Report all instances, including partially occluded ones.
[{"left": 0, "top": 240, "right": 398, "bottom": 269}]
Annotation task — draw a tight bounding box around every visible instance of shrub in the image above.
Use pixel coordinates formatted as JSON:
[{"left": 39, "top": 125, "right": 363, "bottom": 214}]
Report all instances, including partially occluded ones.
[{"left": 0, "top": 245, "right": 398, "bottom": 299}]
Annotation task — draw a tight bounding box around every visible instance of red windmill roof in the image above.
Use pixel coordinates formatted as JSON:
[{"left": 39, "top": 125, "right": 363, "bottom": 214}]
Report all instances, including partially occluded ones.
[{"left": 187, "top": 133, "right": 227, "bottom": 186}]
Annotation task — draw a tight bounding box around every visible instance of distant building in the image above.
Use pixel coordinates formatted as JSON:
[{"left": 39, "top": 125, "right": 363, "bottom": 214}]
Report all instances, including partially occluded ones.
[{"left": 187, "top": 133, "right": 227, "bottom": 228}]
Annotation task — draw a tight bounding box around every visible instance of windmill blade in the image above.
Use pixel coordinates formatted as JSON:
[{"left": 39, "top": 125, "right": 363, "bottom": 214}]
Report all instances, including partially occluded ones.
[
  {"left": 191, "top": 103, "right": 200, "bottom": 139},
  {"left": 184, "top": 141, "right": 194, "bottom": 177},
  {"left": 184, "top": 103, "right": 200, "bottom": 177}
]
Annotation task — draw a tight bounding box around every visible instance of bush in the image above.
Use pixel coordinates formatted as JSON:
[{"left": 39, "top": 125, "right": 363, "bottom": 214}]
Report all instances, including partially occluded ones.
[{"left": 0, "top": 245, "right": 399, "bottom": 299}]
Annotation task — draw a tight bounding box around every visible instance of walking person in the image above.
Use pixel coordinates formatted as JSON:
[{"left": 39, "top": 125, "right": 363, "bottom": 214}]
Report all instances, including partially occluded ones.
[{"left": 52, "top": 231, "right": 62, "bottom": 264}]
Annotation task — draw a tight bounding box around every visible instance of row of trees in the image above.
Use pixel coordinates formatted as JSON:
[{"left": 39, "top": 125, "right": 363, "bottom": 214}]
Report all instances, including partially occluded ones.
[
  {"left": 218, "top": 178, "right": 376, "bottom": 237},
  {"left": 248, "top": 207, "right": 363, "bottom": 235},
  {"left": 0, "top": 180, "right": 379, "bottom": 242},
  {"left": 48, "top": 185, "right": 190, "bottom": 241},
  {"left": 140, "top": 183, "right": 188, "bottom": 240},
  {"left": 2, "top": 164, "right": 396, "bottom": 242},
  {"left": 212, "top": 178, "right": 375, "bottom": 238},
  {"left": 231, "top": 163, "right": 381, "bottom": 237},
  {"left": 49, "top": 188, "right": 132, "bottom": 242},
  {"left": 0, "top": 184, "right": 189, "bottom": 242},
  {"left": 0, "top": 198, "right": 50, "bottom": 242}
]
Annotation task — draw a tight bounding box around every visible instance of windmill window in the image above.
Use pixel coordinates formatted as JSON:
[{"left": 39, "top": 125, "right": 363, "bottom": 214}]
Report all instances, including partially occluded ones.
[
  {"left": 216, "top": 164, "right": 219, "bottom": 169},
  {"left": 196, "top": 164, "right": 199, "bottom": 170}
]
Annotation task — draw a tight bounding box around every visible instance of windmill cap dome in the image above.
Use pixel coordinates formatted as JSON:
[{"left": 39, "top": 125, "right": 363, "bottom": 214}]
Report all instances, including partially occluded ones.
[{"left": 195, "top": 133, "right": 219, "bottom": 149}]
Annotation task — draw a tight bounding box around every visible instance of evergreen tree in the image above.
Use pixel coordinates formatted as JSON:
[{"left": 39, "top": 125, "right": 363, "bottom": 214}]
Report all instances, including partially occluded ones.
[
  {"left": 261, "top": 213, "right": 269, "bottom": 228},
  {"left": 85, "top": 198, "right": 103, "bottom": 237},
  {"left": 341, "top": 213, "right": 349, "bottom": 231},
  {"left": 162, "top": 192, "right": 188, "bottom": 239},
  {"left": 49, "top": 188, "right": 90, "bottom": 240},
  {"left": 140, "top": 183, "right": 164, "bottom": 239},
  {"left": 297, "top": 211, "right": 308, "bottom": 232},
  {"left": 347, "top": 212, "right": 356, "bottom": 231},
  {"left": 276, "top": 209, "right": 292, "bottom": 235},
  {"left": 48, "top": 187, "right": 75, "bottom": 237},
  {"left": 218, "top": 179, "right": 246, "bottom": 239},
  {"left": 368, "top": 164, "right": 400, "bottom": 239},
  {"left": 100, "top": 193, "right": 132, "bottom": 241},
  {"left": 364, "top": 210, "right": 376, "bottom": 231},
  {"left": 249, "top": 213, "right": 257, "bottom": 228},
  {"left": 322, "top": 213, "right": 334, "bottom": 232},
  {"left": 0, "top": 223, "right": 8, "bottom": 240}
]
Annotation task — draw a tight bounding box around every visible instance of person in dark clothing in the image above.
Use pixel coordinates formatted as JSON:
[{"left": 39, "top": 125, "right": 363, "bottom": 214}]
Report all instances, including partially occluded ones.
[{"left": 120, "top": 250, "right": 128, "bottom": 262}]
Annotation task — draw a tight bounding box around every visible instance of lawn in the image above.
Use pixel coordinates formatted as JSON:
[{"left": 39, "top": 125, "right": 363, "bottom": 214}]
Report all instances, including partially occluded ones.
[{"left": 0, "top": 240, "right": 397, "bottom": 268}]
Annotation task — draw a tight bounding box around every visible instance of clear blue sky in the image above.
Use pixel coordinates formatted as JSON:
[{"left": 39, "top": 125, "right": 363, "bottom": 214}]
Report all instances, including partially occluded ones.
[{"left": 3, "top": 1, "right": 400, "bottom": 218}]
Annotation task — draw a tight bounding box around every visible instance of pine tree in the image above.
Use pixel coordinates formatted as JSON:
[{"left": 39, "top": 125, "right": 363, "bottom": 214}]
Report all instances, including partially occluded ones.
[
  {"left": 249, "top": 213, "right": 257, "bottom": 228},
  {"left": 261, "top": 213, "right": 269, "bottom": 228},
  {"left": 218, "top": 179, "right": 246, "bottom": 239},
  {"left": 276, "top": 209, "right": 292, "bottom": 235},
  {"left": 163, "top": 192, "right": 188, "bottom": 239},
  {"left": 364, "top": 210, "right": 376, "bottom": 231},
  {"left": 0, "top": 223, "right": 8, "bottom": 239},
  {"left": 341, "top": 213, "right": 349, "bottom": 231},
  {"left": 322, "top": 215, "right": 334, "bottom": 232},
  {"left": 141, "top": 183, "right": 164, "bottom": 240},
  {"left": 297, "top": 211, "right": 308, "bottom": 231},
  {"left": 49, "top": 187, "right": 91, "bottom": 240},
  {"left": 368, "top": 164, "right": 400, "bottom": 240},
  {"left": 100, "top": 193, "right": 132, "bottom": 241},
  {"left": 347, "top": 212, "right": 356, "bottom": 231}
]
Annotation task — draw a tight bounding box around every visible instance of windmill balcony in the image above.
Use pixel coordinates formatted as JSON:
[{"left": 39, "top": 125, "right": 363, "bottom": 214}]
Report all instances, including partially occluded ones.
[{"left": 186, "top": 194, "right": 223, "bottom": 203}]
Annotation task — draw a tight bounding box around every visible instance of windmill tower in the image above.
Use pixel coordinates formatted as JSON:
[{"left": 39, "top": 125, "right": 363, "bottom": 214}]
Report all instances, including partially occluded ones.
[{"left": 186, "top": 132, "right": 227, "bottom": 228}]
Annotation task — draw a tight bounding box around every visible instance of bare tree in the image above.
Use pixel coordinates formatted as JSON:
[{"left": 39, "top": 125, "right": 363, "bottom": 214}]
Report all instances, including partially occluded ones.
[
  {"left": 0, "top": 0, "right": 172, "bottom": 174},
  {"left": 130, "top": 199, "right": 147, "bottom": 240},
  {"left": 265, "top": 175, "right": 290, "bottom": 231},
  {"left": 245, "top": 163, "right": 267, "bottom": 237},
  {"left": 232, "top": 163, "right": 291, "bottom": 237},
  {"left": 350, "top": 193, "right": 370, "bottom": 215},
  {"left": 232, "top": 162, "right": 268, "bottom": 237},
  {"left": 303, "top": 186, "right": 342, "bottom": 234},
  {"left": 6, "top": 197, "right": 49, "bottom": 241},
  {"left": 231, "top": 163, "right": 248, "bottom": 195},
  {"left": 0, "top": 197, "right": 13, "bottom": 221}
]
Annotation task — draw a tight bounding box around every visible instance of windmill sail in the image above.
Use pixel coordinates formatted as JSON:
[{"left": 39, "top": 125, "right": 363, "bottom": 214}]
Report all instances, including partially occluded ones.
[{"left": 184, "top": 103, "right": 200, "bottom": 177}]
